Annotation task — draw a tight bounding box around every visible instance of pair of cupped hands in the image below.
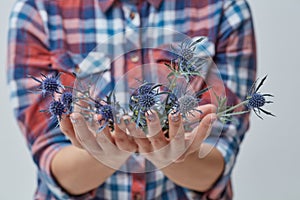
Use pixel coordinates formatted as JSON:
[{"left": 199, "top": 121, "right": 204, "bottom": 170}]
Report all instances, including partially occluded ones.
[{"left": 59, "top": 104, "right": 217, "bottom": 169}]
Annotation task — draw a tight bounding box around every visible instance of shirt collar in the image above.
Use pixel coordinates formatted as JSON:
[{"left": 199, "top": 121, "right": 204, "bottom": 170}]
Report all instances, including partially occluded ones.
[{"left": 98, "top": 0, "right": 163, "bottom": 13}]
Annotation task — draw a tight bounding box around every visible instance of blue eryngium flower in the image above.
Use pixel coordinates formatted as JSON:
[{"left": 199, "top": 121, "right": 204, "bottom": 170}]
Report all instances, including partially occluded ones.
[
  {"left": 96, "top": 103, "right": 115, "bottom": 132},
  {"left": 40, "top": 99, "right": 66, "bottom": 121},
  {"left": 171, "top": 38, "right": 203, "bottom": 62},
  {"left": 216, "top": 75, "right": 275, "bottom": 122},
  {"left": 98, "top": 105, "right": 114, "bottom": 121},
  {"left": 130, "top": 83, "right": 166, "bottom": 127},
  {"left": 177, "top": 94, "right": 201, "bottom": 116},
  {"left": 49, "top": 100, "right": 66, "bottom": 120},
  {"left": 61, "top": 91, "right": 73, "bottom": 114},
  {"left": 88, "top": 91, "right": 120, "bottom": 133},
  {"left": 137, "top": 82, "right": 157, "bottom": 95},
  {"left": 168, "top": 87, "right": 210, "bottom": 119},
  {"left": 167, "top": 37, "right": 207, "bottom": 82},
  {"left": 28, "top": 73, "right": 64, "bottom": 97},
  {"left": 246, "top": 75, "right": 275, "bottom": 119}
]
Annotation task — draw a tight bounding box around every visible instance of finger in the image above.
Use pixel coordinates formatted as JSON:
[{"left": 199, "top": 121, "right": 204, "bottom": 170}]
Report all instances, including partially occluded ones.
[
  {"left": 185, "top": 104, "right": 217, "bottom": 122},
  {"left": 59, "top": 115, "right": 83, "bottom": 148},
  {"left": 146, "top": 111, "right": 168, "bottom": 149},
  {"left": 99, "top": 122, "right": 114, "bottom": 144},
  {"left": 168, "top": 112, "right": 184, "bottom": 140},
  {"left": 125, "top": 119, "right": 152, "bottom": 153},
  {"left": 89, "top": 112, "right": 115, "bottom": 144},
  {"left": 167, "top": 113, "right": 187, "bottom": 163},
  {"left": 96, "top": 127, "right": 132, "bottom": 170},
  {"left": 95, "top": 130, "right": 116, "bottom": 153},
  {"left": 70, "top": 113, "right": 102, "bottom": 152},
  {"left": 114, "top": 117, "right": 138, "bottom": 152},
  {"left": 94, "top": 117, "right": 116, "bottom": 149},
  {"left": 188, "top": 113, "right": 217, "bottom": 153},
  {"left": 86, "top": 113, "right": 102, "bottom": 134}
]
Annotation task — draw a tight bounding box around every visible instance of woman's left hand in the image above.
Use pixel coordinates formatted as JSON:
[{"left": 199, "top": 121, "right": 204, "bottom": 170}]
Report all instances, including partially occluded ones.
[{"left": 126, "top": 104, "right": 217, "bottom": 169}]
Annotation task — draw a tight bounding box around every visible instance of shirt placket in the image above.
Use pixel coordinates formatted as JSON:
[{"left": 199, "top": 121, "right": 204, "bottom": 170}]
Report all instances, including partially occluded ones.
[
  {"left": 122, "top": 3, "right": 146, "bottom": 200},
  {"left": 123, "top": 3, "right": 143, "bottom": 89}
]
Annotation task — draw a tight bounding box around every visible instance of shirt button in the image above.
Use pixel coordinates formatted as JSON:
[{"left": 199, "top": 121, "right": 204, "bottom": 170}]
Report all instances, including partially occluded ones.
[
  {"left": 130, "top": 53, "right": 139, "bottom": 63},
  {"left": 133, "top": 192, "right": 142, "bottom": 200},
  {"left": 130, "top": 11, "right": 135, "bottom": 20}
]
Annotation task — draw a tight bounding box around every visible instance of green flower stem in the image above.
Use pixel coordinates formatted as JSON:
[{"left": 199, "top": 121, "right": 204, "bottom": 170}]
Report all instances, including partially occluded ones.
[
  {"left": 218, "top": 110, "right": 250, "bottom": 117},
  {"left": 64, "top": 85, "right": 96, "bottom": 102},
  {"left": 169, "top": 74, "right": 179, "bottom": 91},
  {"left": 217, "top": 100, "right": 249, "bottom": 117}
]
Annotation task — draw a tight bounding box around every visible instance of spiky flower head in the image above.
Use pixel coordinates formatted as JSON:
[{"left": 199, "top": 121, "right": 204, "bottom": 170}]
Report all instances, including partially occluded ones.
[
  {"left": 178, "top": 94, "right": 199, "bottom": 115},
  {"left": 167, "top": 37, "right": 207, "bottom": 82},
  {"left": 137, "top": 83, "right": 156, "bottom": 95},
  {"left": 179, "top": 48, "right": 194, "bottom": 61},
  {"left": 171, "top": 38, "right": 200, "bottom": 62},
  {"left": 88, "top": 91, "right": 120, "bottom": 133},
  {"left": 247, "top": 93, "right": 265, "bottom": 108},
  {"left": 246, "top": 75, "right": 275, "bottom": 119},
  {"left": 48, "top": 99, "right": 66, "bottom": 120},
  {"left": 168, "top": 93, "right": 202, "bottom": 120},
  {"left": 61, "top": 92, "right": 73, "bottom": 105},
  {"left": 94, "top": 103, "right": 117, "bottom": 133},
  {"left": 61, "top": 91, "right": 73, "bottom": 113},
  {"left": 130, "top": 83, "right": 166, "bottom": 128},
  {"left": 130, "top": 83, "right": 162, "bottom": 112},
  {"left": 42, "top": 76, "right": 61, "bottom": 94},
  {"left": 168, "top": 86, "right": 210, "bottom": 119},
  {"left": 97, "top": 104, "right": 114, "bottom": 122},
  {"left": 137, "top": 93, "right": 156, "bottom": 111},
  {"left": 28, "top": 73, "right": 64, "bottom": 97}
]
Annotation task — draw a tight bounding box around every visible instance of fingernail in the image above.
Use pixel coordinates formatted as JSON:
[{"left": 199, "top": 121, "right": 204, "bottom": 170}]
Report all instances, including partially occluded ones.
[
  {"left": 70, "top": 117, "right": 83, "bottom": 126},
  {"left": 70, "top": 117, "right": 77, "bottom": 124},
  {"left": 210, "top": 116, "right": 217, "bottom": 123},
  {"left": 174, "top": 133, "right": 184, "bottom": 139},
  {"left": 171, "top": 113, "right": 180, "bottom": 122},
  {"left": 147, "top": 112, "right": 156, "bottom": 122},
  {"left": 124, "top": 119, "right": 130, "bottom": 125}
]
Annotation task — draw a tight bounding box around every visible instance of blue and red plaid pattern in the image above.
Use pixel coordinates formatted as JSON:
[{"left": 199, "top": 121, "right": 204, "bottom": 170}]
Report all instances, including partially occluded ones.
[{"left": 7, "top": 0, "right": 256, "bottom": 199}]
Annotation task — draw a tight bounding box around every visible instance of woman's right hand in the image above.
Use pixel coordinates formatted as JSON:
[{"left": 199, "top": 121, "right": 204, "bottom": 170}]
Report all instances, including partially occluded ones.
[{"left": 59, "top": 113, "right": 138, "bottom": 169}]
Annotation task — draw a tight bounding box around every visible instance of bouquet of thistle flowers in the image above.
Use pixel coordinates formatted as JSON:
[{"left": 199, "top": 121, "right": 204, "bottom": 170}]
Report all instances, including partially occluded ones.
[{"left": 28, "top": 37, "right": 275, "bottom": 136}]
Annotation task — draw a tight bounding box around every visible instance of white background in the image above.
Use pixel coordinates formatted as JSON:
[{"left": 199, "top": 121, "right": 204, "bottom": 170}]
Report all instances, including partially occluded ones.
[{"left": 0, "top": 0, "right": 299, "bottom": 199}]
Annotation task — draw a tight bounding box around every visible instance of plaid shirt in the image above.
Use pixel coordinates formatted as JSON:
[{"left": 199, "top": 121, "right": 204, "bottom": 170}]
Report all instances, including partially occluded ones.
[{"left": 7, "top": 0, "right": 256, "bottom": 199}]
